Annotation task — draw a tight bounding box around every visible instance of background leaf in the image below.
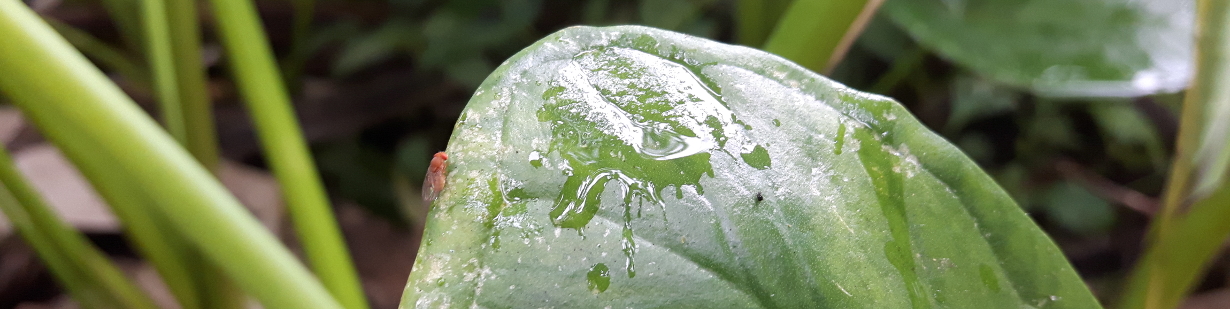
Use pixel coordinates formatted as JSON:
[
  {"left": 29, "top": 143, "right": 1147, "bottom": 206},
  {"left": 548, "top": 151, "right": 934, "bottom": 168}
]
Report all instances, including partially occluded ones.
[
  {"left": 403, "top": 25, "right": 1099, "bottom": 308},
  {"left": 881, "top": 0, "right": 1194, "bottom": 97}
]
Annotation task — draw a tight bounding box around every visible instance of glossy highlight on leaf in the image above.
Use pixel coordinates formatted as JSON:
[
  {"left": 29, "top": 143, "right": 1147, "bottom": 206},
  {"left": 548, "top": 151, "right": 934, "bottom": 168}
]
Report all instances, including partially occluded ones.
[{"left": 402, "top": 25, "right": 1100, "bottom": 308}]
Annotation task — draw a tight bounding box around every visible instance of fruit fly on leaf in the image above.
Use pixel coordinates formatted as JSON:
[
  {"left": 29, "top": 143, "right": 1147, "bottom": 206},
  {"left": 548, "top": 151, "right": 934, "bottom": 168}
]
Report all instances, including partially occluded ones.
[{"left": 423, "top": 152, "right": 448, "bottom": 204}]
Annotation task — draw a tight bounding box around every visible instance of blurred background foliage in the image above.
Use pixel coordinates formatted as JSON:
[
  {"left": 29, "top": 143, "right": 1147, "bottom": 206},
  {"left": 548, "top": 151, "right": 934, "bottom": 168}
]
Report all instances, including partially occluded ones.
[{"left": 4, "top": 0, "right": 1215, "bottom": 307}]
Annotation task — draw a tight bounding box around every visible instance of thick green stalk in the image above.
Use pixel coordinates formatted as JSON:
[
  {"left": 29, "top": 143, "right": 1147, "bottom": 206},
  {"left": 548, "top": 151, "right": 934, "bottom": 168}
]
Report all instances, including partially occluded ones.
[
  {"left": 0, "top": 1, "right": 342, "bottom": 308},
  {"left": 763, "top": 0, "right": 884, "bottom": 74},
  {"left": 0, "top": 147, "right": 159, "bottom": 309},
  {"left": 1178, "top": 0, "right": 1230, "bottom": 212},
  {"left": 205, "top": 0, "right": 368, "bottom": 308},
  {"left": 1123, "top": 0, "right": 1230, "bottom": 308},
  {"left": 141, "top": 0, "right": 238, "bottom": 307},
  {"left": 167, "top": 0, "right": 221, "bottom": 169},
  {"left": 1124, "top": 183, "right": 1230, "bottom": 309}
]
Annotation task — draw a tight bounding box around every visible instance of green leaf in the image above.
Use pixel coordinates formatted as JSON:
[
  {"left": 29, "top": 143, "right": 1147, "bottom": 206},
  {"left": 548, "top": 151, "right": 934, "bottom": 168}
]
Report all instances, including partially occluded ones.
[
  {"left": 331, "top": 20, "right": 417, "bottom": 77},
  {"left": 1089, "top": 103, "right": 1166, "bottom": 170},
  {"left": 882, "top": 0, "right": 1193, "bottom": 97},
  {"left": 946, "top": 75, "right": 1019, "bottom": 132},
  {"left": 403, "top": 26, "right": 1099, "bottom": 308},
  {"left": 1041, "top": 181, "right": 1115, "bottom": 236}
]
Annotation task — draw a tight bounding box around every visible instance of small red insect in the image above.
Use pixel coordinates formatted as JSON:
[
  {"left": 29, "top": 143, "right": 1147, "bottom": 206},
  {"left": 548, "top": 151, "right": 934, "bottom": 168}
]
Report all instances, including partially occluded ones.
[{"left": 423, "top": 152, "right": 449, "bottom": 204}]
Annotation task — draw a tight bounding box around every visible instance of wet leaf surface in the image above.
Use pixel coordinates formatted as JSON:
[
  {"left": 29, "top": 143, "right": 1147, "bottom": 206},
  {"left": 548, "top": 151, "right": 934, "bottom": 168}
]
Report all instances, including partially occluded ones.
[
  {"left": 403, "top": 26, "right": 1100, "bottom": 308},
  {"left": 882, "top": 0, "right": 1193, "bottom": 97}
]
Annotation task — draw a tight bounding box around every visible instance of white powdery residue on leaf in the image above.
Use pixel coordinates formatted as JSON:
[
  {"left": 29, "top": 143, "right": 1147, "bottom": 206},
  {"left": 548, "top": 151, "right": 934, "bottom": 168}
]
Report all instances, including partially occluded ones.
[
  {"left": 700, "top": 65, "right": 826, "bottom": 151},
  {"left": 785, "top": 79, "right": 801, "bottom": 89},
  {"left": 420, "top": 253, "right": 452, "bottom": 285},
  {"left": 414, "top": 294, "right": 451, "bottom": 309},
  {"left": 833, "top": 280, "right": 853, "bottom": 297},
  {"left": 880, "top": 143, "right": 920, "bottom": 178},
  {"left": 837, "top": 86, "right": 896, "bottom": 104},
  {"left": 493, "top": 211, "right": 528, "bottom": 230},
  {"left": 769, "top": 69, "right": 788, "bottom": 80},
  {"left": 467, "top": 265, "right": 495, "bottom": 305},
  {"left": 453, "top": 175, "right": 493, "bottom": 217},
  {"left": 460, "top": 258, "right": 481, "bottom": 282},
  {"left": 492, "top": 87, "right": 514, "bottom": 110},
  {"left": 412, "top": 254, "right": 455, "bottom": 308},
  {"left": 669, "top": 185, "right": 712, "bottom": 212}
]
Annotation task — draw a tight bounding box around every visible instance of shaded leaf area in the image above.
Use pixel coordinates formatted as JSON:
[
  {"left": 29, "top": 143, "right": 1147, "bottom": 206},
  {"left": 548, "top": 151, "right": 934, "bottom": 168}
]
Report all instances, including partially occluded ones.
[
  {"left": 882, "top": 0, "right": 1193, "bottom": 97},
  {"left": 404, "top": 26, "right": 1098, "bottom": 308}
]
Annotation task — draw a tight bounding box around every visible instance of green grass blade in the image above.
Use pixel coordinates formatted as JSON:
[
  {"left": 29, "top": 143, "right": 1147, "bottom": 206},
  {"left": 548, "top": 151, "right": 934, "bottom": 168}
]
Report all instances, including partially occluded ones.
[
  {"left": 1123, "top": 182, "right": 1230, "bottom": 309},
  {"left": 125, "top": 0, "right": 235, "bottom": 307},
  {"left": 0, "top": 1, "right": 342, "bottom": 308},
  {"left": 1123, "top": 0, "right": 1230, "bottom": 308},
  {"left": 49, "top": 128, "right": 206, "bottom": 309},
  {"left": 97, "top": 0, "right": 143, "bottom": 54},
  {"left": 735, "top": 0, "right": 793, "bottom": 47},
  {"left": 45, "top": 19, "right": 148, "bottom": 85},
  {"left": 205, "top": 0, "right": 369, "bottom": 308},
  {"left": 143, "top": 0, "right": 186, "bottom": 145},
  {"left": 158, "top": 6, "right": 230, "bottom": 298},
  {"left": 867, "top": 47, "right": 925, "bottom": 95},
  {"left": 763, "top": 0, "right": 884, "bottom": 74},
  {"left": 0, "top": 147, "right": 159, "bottom": 309},
  {"left": 281, "top": 0, "right": 316, "bottom": 91},
  {"left": 166, "top": 0, "right": 221, "bottom": 170}
]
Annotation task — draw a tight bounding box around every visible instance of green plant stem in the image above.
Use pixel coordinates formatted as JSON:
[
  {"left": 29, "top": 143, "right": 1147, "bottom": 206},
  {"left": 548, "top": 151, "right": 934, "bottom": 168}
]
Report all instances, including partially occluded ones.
[
  {"left": 46, "top": 19, "right": 148, "bottom": 85},
  {"left": 167, "top": 0, "right": 221, "bottom": 170},
  {"left": 1123, "top": 0, "right": 1230, "bottom": 308},
  {"left": 44, "top": 119, "right": 209, "bottom": 309},
  {"left": 1124, "top": 182, "right": 1230, "bottom": 309},
  {"left": 734, "top": 0, "right": 793, "bottom": 47},
  {"left": 868, "top": 47, "right": 925, "bottom": 95},
  {"left": 139, "top": 1, "right": 235, "bottom": 307},
  {"left": 98, "top": 0, "right": 143, "bottom": 54},
  {"left": 0, "top": 147, "right": 159, "bottom": 309},
  {"left": 71, "top": 150, "right": 204, "bottom": 309},
  {"left": 143, "top": 0, "right": 186, "bottom": 144},
  {"left": 0, "top": 1, "right": 342, "bottom": 308},
  {"left": 1183, "top": 1, "right": 1230, "bottom": 211},
  {"left": 281, "top": 0, "right": 316, "bottom": 92},
  {"left": 205, "top": 0, "right": 369, "bottom": 308},
  {"left": 763, "top": 0, "right": 884, "bottom": 74}
]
